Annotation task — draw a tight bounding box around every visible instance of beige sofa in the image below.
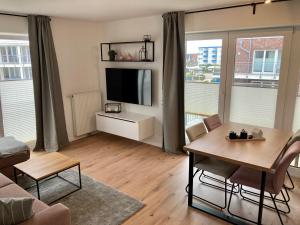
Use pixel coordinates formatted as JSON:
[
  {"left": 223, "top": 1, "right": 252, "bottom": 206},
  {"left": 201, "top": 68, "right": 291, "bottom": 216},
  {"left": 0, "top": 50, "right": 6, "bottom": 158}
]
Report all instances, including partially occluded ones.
[{"left": 0, "top": 173, "right": 71, "bottom": 225}]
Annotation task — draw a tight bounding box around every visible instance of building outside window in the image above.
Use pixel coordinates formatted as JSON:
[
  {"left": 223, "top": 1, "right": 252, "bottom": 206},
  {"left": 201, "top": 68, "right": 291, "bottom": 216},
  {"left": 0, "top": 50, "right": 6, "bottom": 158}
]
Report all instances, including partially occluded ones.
[{"left": 0, "top": 40, "right": 32, "bottom": 81}]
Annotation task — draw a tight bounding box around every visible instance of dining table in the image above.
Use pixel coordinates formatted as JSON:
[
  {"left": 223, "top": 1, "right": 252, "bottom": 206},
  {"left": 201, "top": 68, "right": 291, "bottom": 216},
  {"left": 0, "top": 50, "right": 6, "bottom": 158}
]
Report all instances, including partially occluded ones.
[{"left": 183, "top": 122, "right": 293, "bottom": 225}]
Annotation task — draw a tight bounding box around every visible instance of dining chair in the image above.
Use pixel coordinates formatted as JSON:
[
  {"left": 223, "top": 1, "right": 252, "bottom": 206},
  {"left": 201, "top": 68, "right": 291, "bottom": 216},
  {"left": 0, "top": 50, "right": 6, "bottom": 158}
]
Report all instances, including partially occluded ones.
[
  {"left": 285, "top": 129, "right": 300, "bottom": 190},
  {"left": 203, "top": 114, "right": 222, "bottom": 132},
  {"left": 201, "top": 114, "right": 235, "bottom": 190},
  {"left": 185, "top": 122, "right": 239, "bottom": 209},
  {"left": 240, "top": 129, "right": 300, "bottom": 201},
  {"left": 228, "top": 141, "right": 300, "bottom": 225}
]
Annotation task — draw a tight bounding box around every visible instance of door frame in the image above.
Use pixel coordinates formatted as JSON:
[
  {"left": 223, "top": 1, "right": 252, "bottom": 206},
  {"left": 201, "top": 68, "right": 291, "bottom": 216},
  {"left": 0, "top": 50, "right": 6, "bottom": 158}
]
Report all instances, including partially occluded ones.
[{"left": 223, "top": 27, "right": 293, "bottom": 129}]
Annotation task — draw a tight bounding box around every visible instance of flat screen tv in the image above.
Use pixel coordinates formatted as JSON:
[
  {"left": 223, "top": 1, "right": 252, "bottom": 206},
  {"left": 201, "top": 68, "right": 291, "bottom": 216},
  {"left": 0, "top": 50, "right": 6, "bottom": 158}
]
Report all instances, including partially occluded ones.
[{"left": 106, "top": 68, "right": 152, "bottom": 106}]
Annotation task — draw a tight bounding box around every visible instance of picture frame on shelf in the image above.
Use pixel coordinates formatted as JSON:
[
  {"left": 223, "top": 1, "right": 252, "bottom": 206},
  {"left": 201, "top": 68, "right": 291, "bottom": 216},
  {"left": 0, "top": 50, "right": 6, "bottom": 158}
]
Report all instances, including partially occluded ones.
[{"left": 105, "top": 103, "right": 121, "bottom": 113}]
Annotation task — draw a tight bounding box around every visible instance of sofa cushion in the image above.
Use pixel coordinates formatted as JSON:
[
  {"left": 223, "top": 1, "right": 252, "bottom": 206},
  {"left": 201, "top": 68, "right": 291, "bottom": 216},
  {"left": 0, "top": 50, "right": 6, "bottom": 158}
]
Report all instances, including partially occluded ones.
[
  {"left": 0, "top": 150, "right": 30, "bottom": 170},
  {"left": 0, "top": 173, "right": 14, "bottom": 188},
  {"left": 0, "top": 197, "right": 34, "bottom": 225},
  {"left": 0, "top": 184, "right": 48, "bottom": 214},
  {"left": 0, "top": 137, "right": 29, "bottom": 158}
]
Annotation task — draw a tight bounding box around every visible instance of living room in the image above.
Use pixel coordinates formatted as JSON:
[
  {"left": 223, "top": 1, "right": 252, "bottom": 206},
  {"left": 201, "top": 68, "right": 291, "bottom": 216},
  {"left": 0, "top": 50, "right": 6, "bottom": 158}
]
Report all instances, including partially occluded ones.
[{"left": 0, "top": 0, "right": 300, "bottom": 225}]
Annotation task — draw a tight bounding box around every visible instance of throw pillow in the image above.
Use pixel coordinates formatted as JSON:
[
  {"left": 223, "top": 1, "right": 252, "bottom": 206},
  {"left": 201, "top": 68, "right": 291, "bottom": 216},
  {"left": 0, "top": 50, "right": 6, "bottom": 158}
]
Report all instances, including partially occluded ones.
[{"left": 0, "top": 197, "right": 34, "bottom": 225}]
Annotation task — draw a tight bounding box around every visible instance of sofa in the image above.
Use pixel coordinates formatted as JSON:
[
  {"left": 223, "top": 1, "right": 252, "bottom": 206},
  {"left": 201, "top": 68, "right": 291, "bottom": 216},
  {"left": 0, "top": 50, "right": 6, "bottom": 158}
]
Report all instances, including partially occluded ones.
[
  {"left": 0, "top": 137, "right": 30, "bottom": 179},
  {"left": 0, "top": 173, "right": 71, "bottom": 225}
]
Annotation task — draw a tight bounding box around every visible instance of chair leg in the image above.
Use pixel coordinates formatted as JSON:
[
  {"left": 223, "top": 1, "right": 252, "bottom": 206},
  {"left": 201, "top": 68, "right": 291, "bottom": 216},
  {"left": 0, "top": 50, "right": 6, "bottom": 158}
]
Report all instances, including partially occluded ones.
[
  {"left": 285, "top": 171, "right": 295, "bottom": 190},
  {"left": 270, "top": 193, "right": 284, "bottom": 225},
  {"left": 239, "top": 186, "right": 290, "bottom": 214},
  {"left": 281, "top": 188, "right": 291, "bottom": 214},
  {"left": 241, "top": 184, "right": 290, "bottom": 204},
  {"left": 189, "top": 176, "right": 228, "bottom": 209},
  {"left": 199, "top": 171, "right": 238, "bottom": 193},
  {"left": 185, "top": 168, "right": 200, "bottom": 193},
  {"left": 283, "top": 185, "right": 291, "bottom": 202},
  {"left": 224, "top": 178, "right": 227, "bottom": 208}
]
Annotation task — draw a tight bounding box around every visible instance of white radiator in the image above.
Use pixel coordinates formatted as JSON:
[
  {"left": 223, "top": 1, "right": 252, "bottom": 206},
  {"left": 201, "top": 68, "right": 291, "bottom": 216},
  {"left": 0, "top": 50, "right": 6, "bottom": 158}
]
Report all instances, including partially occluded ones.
[{"left": 71, "top": 91, "right": 101, "bottom": 136}]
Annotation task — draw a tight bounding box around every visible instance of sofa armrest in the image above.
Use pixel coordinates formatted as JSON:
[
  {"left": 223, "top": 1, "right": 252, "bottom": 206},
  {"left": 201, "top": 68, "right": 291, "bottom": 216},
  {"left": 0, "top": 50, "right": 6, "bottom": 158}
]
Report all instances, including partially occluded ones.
[{"left": 19, "top": 204, "right": 71, "bottom": 225}]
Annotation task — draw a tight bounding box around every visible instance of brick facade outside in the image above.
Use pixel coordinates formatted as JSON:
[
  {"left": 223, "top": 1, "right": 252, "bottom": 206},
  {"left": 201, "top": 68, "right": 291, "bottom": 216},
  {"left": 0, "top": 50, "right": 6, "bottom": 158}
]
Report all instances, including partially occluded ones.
[{"left": 235, "top": 37, "right": 283, "bottom": 74}]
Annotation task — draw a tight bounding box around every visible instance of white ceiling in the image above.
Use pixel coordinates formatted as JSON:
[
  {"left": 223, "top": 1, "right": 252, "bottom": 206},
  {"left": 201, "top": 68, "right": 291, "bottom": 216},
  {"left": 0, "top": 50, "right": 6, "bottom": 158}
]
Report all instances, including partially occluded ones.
[{"left": 0, "top": 0, "right": 258, "bottom": 21}]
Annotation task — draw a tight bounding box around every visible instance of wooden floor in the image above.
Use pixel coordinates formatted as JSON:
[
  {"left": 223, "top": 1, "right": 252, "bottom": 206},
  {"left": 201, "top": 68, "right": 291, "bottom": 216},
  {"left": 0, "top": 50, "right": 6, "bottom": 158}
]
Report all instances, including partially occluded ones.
[{"left": 33, "top": 133, "right": 300, "bottom": 225}]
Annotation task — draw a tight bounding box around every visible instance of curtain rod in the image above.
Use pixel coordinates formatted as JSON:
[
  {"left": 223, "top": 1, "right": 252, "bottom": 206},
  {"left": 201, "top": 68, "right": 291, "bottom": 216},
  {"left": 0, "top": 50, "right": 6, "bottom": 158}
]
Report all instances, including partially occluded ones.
[
  {"left": 0, "top": 11, "right": 27, "bottom": 18},
  {"left": 185, "top": 0, "right": 291, "bottom": 15}
]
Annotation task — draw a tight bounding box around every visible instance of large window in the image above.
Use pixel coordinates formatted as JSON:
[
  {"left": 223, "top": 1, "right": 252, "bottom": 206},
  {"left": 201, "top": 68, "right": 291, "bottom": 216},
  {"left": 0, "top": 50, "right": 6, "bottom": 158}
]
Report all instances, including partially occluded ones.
[
  {"left": 185, "top": 38, "right": 224, "bottom": 126},
  {"left": 0, "top": 39, "right": 36, "bottom": 142},
  {"left": 230, "top": 36, "right": 284, "bottom": 128}
]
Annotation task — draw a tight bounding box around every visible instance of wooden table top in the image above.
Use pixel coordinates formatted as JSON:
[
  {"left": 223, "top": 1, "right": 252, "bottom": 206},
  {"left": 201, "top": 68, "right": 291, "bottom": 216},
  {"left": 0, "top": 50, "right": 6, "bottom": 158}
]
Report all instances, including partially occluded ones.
[
  {"left": 14, "top": 152, "right": 80, "bottom": 181},
  {"left": 184, "top": 122, "right": 293, "bottom": 172}
]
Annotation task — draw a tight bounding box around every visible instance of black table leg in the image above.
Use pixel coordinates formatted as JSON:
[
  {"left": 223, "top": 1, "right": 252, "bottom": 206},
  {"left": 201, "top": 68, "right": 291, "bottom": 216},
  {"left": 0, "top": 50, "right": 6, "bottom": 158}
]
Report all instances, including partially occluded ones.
[
  {"left": 36, "top": 180, "right": 41, "bottom": 200},
  {"left": 78, "top": 164, "right": 82, "bottom": 189},
  {"left": 258, "top": 171, "right": 266, "bottom": 225},
  {"left": 188, "top": 152, "right": 194, "bottom": 206},
  {"left": 14, "top": 167, "right": 18, "bottom": 184}
]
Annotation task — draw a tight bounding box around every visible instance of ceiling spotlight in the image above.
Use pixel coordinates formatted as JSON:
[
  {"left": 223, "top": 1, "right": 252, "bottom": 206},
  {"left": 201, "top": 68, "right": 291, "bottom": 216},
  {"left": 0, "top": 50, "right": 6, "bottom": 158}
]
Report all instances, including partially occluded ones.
[{"left": 265, "top": 0, "right": 272, "bottom": 4}]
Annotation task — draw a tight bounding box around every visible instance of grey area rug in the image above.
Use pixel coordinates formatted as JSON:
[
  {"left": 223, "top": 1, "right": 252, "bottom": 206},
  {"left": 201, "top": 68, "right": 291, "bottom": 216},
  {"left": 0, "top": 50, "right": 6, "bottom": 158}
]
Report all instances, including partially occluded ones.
[{"left": 17, "top": 169, "right": 144, "bottom": 225}]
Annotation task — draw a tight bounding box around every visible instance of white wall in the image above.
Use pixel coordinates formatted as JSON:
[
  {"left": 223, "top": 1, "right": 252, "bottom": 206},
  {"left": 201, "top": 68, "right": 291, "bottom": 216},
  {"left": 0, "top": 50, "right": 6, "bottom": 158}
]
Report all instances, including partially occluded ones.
[
  {"left": 186, "top": 1, "right": 300, "bottom": 33},
  {"left": 51, "top": 18, "right": 102, "bottom": 141},
  {"left": 0, "top": 15, "right": 28, "bottom": 36},
  {"left": 98, "top": 15, "right": 163, "bottom": 147}
]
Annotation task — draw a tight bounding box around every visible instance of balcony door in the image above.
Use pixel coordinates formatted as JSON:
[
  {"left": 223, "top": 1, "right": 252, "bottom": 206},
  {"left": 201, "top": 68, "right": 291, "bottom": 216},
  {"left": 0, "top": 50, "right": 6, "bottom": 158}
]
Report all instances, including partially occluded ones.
[
  {"left": 224, "top": 29, "right": 293, "bottom": 129},
  {"left": 185, "top": 33, "right": 228, "bottom": 126}
]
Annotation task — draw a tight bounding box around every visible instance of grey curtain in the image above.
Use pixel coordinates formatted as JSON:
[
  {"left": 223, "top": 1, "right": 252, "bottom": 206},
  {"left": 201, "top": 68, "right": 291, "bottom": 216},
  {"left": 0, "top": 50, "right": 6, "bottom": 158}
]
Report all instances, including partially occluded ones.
[
  {"left": 162, "top": 12, "right": 185, "bottom": 154},
  {"left": 28, "top": 15, "right": 69, "bottom": 152}
]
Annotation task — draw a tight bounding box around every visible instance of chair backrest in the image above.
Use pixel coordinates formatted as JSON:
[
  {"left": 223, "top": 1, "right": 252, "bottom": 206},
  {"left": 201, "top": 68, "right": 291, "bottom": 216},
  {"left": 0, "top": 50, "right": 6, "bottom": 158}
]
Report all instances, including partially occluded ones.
[
  {"left": 287, "top": 129, "right": 300, "bottom": 149},
  {"left": 186, "top": 122, "right": 207, "bottom": 142},
  {"left": 273, "top": 141, "right": 300, "bottom": 194},
  {"left": 203, "top": 114, "right": 222, "bottom": 132},
  {"left": 186, "top": 122, "right": 207, "bottom": 164}
]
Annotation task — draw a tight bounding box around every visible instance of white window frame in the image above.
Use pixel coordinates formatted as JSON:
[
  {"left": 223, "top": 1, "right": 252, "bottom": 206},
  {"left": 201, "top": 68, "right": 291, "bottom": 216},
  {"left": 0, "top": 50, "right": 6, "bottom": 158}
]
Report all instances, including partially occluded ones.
[{"left": 252, "top": 49, "right": 279, "bottom": 74}]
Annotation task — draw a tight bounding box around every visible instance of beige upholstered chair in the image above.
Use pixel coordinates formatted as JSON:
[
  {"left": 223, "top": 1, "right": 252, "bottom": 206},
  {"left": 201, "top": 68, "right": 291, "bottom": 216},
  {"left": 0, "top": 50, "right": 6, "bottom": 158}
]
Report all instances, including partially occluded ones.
[{"left": 185, "top": 122, "right": 239, "bottom": 209}]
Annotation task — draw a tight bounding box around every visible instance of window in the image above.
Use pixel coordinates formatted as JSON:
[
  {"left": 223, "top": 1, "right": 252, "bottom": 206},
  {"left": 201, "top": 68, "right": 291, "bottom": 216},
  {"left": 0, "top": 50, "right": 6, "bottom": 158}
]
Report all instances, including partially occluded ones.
[
  {"left": 0, "top": 44, "right": 32, "bottom": 81},
  {"left": 185, "top": 38, "right": 224, "bottom": 126},
  {"left": 0, "top": 39, "right": 36, "bottom": 142},
  {"left": 22, "top": 67, "right": 32, "bottom": 80},
  {"left": 253, "top": 50, "right": 277, "bottom": 74},
  {"left": 1, "top": 67, "right": 21, "bottom": 80},
  {"left": 20, "top": 46, "right": 31, "bottom": 64}
]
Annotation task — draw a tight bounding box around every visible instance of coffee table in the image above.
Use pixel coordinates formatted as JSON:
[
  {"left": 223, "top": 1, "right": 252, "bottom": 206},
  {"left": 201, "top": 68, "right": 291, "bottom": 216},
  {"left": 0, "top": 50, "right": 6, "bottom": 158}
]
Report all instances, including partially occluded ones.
[{"left": 14, "top": 152, "right": 81, "bottom": 203}]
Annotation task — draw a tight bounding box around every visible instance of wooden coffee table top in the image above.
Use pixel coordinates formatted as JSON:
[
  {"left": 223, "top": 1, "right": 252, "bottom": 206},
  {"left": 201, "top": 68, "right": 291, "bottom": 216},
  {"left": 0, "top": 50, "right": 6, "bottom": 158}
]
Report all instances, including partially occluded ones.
[{"left": 14, "top": 152, "right": 80, "bottom": 181}]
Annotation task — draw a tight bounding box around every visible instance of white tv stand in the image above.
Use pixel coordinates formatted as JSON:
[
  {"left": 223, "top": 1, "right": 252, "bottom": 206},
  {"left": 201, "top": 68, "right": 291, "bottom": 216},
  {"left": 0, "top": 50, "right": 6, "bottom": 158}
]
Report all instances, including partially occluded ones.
[{"left": 96, "top": 111, "right": 154, "bottom": 141}]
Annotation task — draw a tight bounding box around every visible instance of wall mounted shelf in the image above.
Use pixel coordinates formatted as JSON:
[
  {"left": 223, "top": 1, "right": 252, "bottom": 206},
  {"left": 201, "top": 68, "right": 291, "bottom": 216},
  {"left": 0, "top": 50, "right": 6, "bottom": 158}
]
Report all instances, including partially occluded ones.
[{"left": 100, "top": 40, "right": 155, "bottom": 62}]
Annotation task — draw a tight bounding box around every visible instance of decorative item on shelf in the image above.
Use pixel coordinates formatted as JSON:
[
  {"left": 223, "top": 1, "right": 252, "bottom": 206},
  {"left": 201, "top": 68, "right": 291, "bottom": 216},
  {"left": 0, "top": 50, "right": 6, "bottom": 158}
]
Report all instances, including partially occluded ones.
[
  {"left": 108, "top": 50, "right": 117, "bottom": 61},
  {"left": 143, "top": 34, "right": 151, "bottom": 42},
  {"left": 127, "top": 53, "right": 135, "bottom": 61},
  {"left": 240, "top": 129, "right": 248, "bottom": 139},
  {"left": 117, "top": 53, "right": 124, "bottom": 61},
  {"left": 105, "top": 103, "right": 121, "bottom": 113},
  {"left": 229, "top": 131, "right": 237, "bottom": 140},
  {"left": 251, "top": 128, "right": 263, "bottom": 139},
  {"left": 139, "top": 46, "right": 151, "bottom": 62},
  {"left": 139, "top": 46, "right": 146, "bottom": 61}
]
